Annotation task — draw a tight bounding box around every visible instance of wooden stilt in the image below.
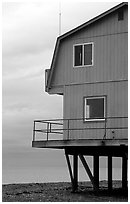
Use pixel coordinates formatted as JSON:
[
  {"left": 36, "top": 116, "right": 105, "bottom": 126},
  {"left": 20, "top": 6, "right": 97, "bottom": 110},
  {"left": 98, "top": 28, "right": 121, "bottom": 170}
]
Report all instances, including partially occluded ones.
[
  {"left": 65, "top": 153, "right": 74, "bottom": 185},
  {"left": 79, "top": 154, "right": 94, "bottom": 186},
  {"left": 108, "top": 155, "right": 112, "bottom": 192},
  {"left": 122, "top": 155, "right": 127, "bottom": 190},
  {"left": 65, "top": 148, "right": 127, "bottom": 193},
  {"left": 93, "top": 155, "right": 99, "bottom": 191},
  {"left": 73, "top": 154, "right": 78, "bottom": 192}
]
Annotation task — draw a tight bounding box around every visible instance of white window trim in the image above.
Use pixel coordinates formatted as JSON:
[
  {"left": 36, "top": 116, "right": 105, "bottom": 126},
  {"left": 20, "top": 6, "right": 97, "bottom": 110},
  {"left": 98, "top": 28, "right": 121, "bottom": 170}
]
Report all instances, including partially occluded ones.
[
  {"left": 84, "top": 96, "right": 106, "bottom": 122},
  {"left": 73, "top": 42, "right": 94, "bottom": 68}
]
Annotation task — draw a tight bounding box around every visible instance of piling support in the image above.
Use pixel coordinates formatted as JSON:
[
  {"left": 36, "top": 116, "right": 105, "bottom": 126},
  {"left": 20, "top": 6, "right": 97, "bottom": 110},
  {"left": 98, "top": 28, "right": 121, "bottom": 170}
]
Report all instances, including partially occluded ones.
[
  {"left": 65, "top": 153, "right": 74, "bottom": 185},
  {"left": 72, "top": 154, "right": 78, "bottom": 192},
  {"left": 93, "top": 155, "right": 99, "bottom": 191},
  {"left": 108, "top": 155, "right": 112, "bottom": 192},
  {"left": 122, "top": 155, "right": 127, "bottom": 191}
]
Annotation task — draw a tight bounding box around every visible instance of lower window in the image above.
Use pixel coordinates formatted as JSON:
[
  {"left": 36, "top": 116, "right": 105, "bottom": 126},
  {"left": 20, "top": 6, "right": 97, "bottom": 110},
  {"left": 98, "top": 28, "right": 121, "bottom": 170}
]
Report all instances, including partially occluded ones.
[{"left": 84, "top": 96, "right": 106, "bottom": 121}]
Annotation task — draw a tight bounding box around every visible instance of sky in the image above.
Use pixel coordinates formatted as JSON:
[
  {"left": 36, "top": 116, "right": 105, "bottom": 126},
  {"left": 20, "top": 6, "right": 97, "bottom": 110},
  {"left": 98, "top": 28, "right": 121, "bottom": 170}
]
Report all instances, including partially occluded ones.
[{"left": 2, "top": 0, "right": 122, "bottom": 184}]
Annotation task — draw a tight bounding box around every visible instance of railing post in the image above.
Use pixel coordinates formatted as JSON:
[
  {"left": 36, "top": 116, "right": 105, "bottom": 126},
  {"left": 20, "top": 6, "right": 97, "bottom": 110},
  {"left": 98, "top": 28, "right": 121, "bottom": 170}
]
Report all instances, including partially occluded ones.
[
  {"left": 103, "top": 118, "right": 107, "bottom": 139},
  {"left": 47, "top": 122, "right": 49, "bottom": 141},
  {"left": 50, "top": 123, "right": 51, "bottom": 133},
  {"left": 33, "top": 121, "right": 35, "bottom": 141},
  {"left": 67, "top": 119, "right": 70, "bottom": 140}
]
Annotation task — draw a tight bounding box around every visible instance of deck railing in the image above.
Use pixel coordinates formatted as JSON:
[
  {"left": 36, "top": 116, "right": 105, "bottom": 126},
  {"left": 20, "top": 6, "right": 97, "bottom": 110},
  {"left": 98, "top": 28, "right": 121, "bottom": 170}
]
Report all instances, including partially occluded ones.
[{"left": 33, "top": 116, "right": 128, "bottom": 142}]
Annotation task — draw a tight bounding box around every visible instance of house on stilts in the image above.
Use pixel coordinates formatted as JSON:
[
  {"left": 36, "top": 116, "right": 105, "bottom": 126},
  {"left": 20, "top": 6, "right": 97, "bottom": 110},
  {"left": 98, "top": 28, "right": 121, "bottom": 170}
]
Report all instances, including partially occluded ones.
[{"left": 32, "top": 2, "right": 128, "bottom": 192}]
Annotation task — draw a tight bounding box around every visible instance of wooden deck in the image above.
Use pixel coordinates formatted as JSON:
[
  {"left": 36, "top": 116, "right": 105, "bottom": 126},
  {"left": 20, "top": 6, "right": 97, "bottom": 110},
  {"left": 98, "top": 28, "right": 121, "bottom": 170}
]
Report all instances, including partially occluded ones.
[{"left": 32, "top": 139, "right": 128, "bottom": 149}]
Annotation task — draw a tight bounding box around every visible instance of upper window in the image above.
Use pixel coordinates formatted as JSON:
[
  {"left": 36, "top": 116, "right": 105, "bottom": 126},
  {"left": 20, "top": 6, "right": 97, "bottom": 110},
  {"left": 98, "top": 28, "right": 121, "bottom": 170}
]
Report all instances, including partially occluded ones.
[
  {"left": 118, "top": 9, "right": 124, "bottom": 21},
  {"left": 84, "top": 96, "right": 106, "bottom": 121},
  {"left": 73, "top": 43, "right": 94, "bottom": 67}
]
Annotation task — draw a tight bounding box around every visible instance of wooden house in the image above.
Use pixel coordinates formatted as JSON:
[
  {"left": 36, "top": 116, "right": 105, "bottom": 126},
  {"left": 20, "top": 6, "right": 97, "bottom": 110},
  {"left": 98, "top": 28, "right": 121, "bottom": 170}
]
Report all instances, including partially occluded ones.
[{"left": 32, "top": 2, "right": 128, "bottom": 192}]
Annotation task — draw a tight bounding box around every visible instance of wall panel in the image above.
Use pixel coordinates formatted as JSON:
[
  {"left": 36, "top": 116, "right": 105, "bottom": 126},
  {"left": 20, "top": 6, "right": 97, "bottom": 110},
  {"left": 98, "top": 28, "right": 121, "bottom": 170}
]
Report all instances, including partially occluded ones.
[{"left": 63, "top": 81, "right": 128, "bottom": 140}]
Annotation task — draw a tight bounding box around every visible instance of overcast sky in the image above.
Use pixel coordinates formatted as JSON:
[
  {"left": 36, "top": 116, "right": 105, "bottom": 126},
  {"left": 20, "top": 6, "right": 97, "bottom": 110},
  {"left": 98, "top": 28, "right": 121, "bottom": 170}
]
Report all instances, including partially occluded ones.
[{"left": 2, "top": 0, "right": 121, "bottom": 184}]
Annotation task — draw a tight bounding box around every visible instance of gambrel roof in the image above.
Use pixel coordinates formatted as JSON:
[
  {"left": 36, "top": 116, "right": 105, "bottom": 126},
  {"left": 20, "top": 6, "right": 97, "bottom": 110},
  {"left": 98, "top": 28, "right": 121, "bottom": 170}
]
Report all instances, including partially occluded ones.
[{"left": 46, "top": 2, "right": 128, "bottom": 91}]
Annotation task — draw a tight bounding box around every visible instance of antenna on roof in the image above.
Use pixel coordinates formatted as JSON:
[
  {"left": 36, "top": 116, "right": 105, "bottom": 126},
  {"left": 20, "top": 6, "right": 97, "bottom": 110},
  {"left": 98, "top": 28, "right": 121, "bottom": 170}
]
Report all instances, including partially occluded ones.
[{"left": 59, "top": 2, "right": 61, "bottom": 36}]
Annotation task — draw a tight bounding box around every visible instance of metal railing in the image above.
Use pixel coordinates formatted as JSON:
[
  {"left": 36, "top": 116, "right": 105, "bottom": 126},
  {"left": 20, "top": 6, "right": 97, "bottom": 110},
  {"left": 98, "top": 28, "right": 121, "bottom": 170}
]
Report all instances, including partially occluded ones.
[{"left": 33, "top": 116, "right": 128, "bottom": 141}]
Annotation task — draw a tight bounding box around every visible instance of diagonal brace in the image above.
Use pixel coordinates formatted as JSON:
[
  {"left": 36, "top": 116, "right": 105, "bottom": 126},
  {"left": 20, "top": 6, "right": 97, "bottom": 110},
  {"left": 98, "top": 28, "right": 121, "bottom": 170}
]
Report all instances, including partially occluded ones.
[
  {"left": 65, "top": 153, "right": 74, "bottom": 184},
  {"left": 79, "top": 154, "right": 95, "bottom": 186}
]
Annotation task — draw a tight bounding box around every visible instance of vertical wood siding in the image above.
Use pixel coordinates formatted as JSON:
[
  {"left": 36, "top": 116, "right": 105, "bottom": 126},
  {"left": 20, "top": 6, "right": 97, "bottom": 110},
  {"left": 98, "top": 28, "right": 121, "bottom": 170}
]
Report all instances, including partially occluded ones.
[
  {"left": 49, "top": 6, "right": 128, "bottom": 141},
  {"left": 51, "top": 7, "right": 128, "bottom": 88},
  {"left": 51, "top": 32, "right": 128, "bottom": 87},
  {"left": 63, "top": 81, "right": 128, "bottom": 140}
]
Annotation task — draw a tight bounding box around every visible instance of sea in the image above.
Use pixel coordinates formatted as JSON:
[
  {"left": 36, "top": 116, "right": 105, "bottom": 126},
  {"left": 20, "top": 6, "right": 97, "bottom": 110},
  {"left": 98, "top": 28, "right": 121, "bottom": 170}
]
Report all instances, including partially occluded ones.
[{"left": 2, "top": 166, "right": 122, "bottom": 185}]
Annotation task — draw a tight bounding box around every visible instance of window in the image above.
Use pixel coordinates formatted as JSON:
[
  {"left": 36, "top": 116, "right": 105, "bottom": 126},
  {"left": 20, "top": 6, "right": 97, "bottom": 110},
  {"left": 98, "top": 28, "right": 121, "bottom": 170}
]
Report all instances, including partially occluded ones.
[
  {"left": 74, "top": 45, "right": 82, "bottom": 66},
  {"left": 118, "top": 9, "right": 124, "bottom": 21},
  {"left": 74, "top": 43, "right": 94, "bottom": 67},
  {"left": 84, "top": 96, "right": 106, "bottom": 121}
]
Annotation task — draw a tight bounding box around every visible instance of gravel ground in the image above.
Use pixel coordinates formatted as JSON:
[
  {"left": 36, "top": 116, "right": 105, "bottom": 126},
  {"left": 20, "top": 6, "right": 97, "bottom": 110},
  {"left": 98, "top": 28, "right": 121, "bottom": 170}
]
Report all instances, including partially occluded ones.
[{"left": 2, "top": 181, "right": 128, "bottom": 202}]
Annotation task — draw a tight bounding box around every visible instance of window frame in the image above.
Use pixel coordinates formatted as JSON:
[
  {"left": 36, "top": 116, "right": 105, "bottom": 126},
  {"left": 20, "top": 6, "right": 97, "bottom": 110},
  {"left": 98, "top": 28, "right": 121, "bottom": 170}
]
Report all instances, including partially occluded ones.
[
  {"left": 84, "top": 96, "right": 106, "bottom": 122},
  {"left": 73, "top": 42, "right": 94, "bottom": 68}
]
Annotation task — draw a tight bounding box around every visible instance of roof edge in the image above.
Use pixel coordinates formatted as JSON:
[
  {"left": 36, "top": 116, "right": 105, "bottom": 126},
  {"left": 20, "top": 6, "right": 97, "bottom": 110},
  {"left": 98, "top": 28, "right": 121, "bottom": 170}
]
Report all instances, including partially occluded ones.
[{"left": 58, "top": 2, "right": 128, "bottom": 41}]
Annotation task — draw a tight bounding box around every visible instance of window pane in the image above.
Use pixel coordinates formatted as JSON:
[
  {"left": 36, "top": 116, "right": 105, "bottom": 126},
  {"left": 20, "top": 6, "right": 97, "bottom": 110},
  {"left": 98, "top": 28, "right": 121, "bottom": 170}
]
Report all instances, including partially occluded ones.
[
  {"left": 86, "top": 98, "right": 104, "bottom": 119},
  {"left": 118, "top": 9, "right": 124, "bottom": 21},
  {"left": 84, "top": 44, "right": 92, "bottom": 65},
  {"left": 74, "top": 45, "right": 82, "bottom": 66}
]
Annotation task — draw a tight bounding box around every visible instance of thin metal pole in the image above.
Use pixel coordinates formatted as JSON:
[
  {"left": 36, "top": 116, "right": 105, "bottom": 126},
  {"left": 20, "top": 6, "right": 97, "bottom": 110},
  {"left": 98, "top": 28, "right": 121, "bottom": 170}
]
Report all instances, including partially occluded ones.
[{"left": 59, "top": 2, "right": 61, "bottom": 36}]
